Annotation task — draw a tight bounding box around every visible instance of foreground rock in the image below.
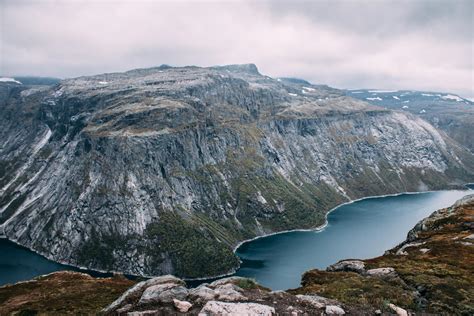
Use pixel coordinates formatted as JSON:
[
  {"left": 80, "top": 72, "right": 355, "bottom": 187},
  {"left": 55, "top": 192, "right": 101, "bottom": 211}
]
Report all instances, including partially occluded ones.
[
  {"left": 102, "top": 276, "right": 345, "bottom": 315},
  {"left": 199, "top": 301, "right": 275, "bottom": 315}
]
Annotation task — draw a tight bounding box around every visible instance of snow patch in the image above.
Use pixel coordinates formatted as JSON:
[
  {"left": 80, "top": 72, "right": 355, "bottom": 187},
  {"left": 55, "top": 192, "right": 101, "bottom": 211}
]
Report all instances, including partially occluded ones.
[
  {"left": 419, "top": 109, "right": 426, "bottom": 113},
  {"left": 98, "top": 81, "right": 108, "bottom": 85},
  {"left": 0, "top": 77, "right": 22, "bottom": 84},
  {"left": 421, "top": 93, "right": 433, "bottom": 97},
  {"left": 288, "top": 93, "right": 297, "bottom": 97},
  {"left": 368, "top": 89, "right": 398, "bottom": 93},
  {"left": 392, "top": 96, "right": 400, "bottom": 100},
  {"left": 441, "top": 94, "right": 463, "bottom": 102},
  {"left": 256, "top": 191, "right": 267, "bottom": 204},
  {"left": 302, "top": 86, "right": 315, "bottom": 92},
  {"left": 402, "top": 105, "right": 409, "bottom": 109},
  {"left": 366, "top": 97, "right": 382, "bottom": 101}
]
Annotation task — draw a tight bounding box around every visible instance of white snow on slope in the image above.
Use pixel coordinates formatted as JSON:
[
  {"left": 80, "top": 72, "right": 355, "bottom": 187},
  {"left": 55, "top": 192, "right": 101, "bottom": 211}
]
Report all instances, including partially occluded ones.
[
  {"left": 441, "top": 94, "right": 463, "bottom": 102},
  {"left": 368, "top": 90, "right": 398, "bottom": 93},
  {"left": 0, "top": 77, "right": 22, "bottom": 84},
  {"left": 302, "top": 86, "right": 315, "bottom": 92},
  {"left": 366, "top": 97, "right": 382, "bottom": 101},
  {"left": 288, "top": 93, "right": 297, "bottom": 97},
  {"left": 392, "top": 96, "right": 400, "bottom": 100}
]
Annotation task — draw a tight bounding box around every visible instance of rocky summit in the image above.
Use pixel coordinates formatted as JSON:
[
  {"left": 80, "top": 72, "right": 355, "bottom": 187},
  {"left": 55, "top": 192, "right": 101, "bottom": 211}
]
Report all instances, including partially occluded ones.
[{"left": 1, "top": 64, "right": 473, "bottom": 279}]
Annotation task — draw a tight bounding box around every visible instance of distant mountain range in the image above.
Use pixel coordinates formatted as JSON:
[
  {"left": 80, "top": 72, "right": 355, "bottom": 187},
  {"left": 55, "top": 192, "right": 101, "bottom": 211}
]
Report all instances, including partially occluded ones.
[{"left": 346, "top": 89, "right": 474, "bottom": 152}]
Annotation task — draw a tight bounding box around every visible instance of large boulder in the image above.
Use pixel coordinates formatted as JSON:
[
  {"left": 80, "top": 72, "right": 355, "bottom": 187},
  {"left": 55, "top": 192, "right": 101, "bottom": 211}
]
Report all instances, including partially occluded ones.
[
  {"left": 173, "top": 299, "right": 193, "bottom": 313},
  {"left": 366, "top": 267, "right": 397, "bottom": 278},
  {"left": 103, "top": 275, "right": 184, "bottom": 313},
  {"left": 326, "top": 260, "right": 366, "bottom": 274},
  {"left": 326, "top": 305, "right": 346, "bottom": 315},
  {"left": 214, "top": 283, "right": 247, "bottom": 302},
  {"left": 189, "top": 285, "right": 218, "bottom": 302},
  {"left": 138, "top": 283, "right": 188, "bottom": 304},
  {"left": 198, "top": 301, "right": 275, "bottom": 316}
]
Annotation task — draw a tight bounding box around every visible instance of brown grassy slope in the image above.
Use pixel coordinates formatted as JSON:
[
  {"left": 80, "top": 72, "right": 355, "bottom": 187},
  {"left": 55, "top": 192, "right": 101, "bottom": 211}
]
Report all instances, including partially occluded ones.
[{"left": 0, "top": 271, "right": 135, "bottom": 315}]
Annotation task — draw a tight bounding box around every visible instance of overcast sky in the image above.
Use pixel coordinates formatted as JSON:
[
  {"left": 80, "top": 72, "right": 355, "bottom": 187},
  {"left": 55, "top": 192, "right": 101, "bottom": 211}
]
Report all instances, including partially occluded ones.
[{"left": 1, "top": 0, "right": 473, "bottom": 97}]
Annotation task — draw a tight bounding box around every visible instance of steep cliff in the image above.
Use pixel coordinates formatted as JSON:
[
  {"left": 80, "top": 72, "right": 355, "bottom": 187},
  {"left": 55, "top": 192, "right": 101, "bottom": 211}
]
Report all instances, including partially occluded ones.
[{"left": 1, "top": 64, "right": 473, "bottom": 278}]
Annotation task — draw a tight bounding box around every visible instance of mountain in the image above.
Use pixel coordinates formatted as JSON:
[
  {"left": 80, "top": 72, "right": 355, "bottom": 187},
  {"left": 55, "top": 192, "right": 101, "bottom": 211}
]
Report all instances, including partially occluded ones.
[
  {"left": 347, "top": 89, "right": 474, "bottom": 152},
  {"left": 0, "top": 64, "right": 473, "bottom": 279}
]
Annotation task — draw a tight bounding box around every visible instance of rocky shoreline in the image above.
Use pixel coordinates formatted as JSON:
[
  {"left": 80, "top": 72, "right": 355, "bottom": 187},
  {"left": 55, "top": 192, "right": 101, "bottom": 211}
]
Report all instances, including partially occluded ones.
[{"left": 1, "top": 194, "right": 472, "bottom": 315}]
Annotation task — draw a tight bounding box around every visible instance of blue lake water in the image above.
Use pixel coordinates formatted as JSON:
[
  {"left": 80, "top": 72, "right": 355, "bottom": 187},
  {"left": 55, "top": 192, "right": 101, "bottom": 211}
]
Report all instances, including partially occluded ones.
[
  {"left": 0, "top": 239, "right": 113, "bottom": 286},
  {"left": 0, "top": 189, "right": 472, "bottom": 288},
  {"left": 235, "top": 190, "right": 472, "bottom": 290}
]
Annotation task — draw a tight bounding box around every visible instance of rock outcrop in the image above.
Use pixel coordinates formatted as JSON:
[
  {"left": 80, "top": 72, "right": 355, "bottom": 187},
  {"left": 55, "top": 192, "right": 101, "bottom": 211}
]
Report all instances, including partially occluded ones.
[
  {"left": 101, "top": 275, "right": 347, "bottom": 315},
  {"left": 1, "top": 64, "right": 473, "bottom": 279}
]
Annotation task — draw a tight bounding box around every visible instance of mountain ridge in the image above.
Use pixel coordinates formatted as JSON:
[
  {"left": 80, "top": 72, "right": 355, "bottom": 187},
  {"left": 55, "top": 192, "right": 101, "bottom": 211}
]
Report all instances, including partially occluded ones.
[{"left": 0, "top": 64, "right": 473, "bottom": 279}]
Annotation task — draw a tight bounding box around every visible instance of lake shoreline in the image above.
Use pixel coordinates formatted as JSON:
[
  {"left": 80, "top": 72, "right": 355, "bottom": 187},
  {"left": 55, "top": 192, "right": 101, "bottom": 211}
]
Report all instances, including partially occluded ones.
[{"left": 1, "top": 186, "right": 473, "bottom": 285}]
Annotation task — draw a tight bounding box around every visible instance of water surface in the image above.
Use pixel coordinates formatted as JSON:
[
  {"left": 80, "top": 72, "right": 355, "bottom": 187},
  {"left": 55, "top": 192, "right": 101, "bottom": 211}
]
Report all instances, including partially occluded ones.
[
  {"left": 0, "top": 239, "right": 112, "bottom": 286},
  {"left": 235, "top": 190, "right": 472, "bottom": 290}
]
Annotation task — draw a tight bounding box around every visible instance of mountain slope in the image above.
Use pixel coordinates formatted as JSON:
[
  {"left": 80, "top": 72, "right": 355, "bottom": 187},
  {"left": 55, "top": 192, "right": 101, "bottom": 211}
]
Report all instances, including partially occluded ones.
[
  {"left": 0, "top": 64, "right": 473, "bottom": 278},
  {"left": 347, "top": 89, "right": 474, "bottom": 152}
]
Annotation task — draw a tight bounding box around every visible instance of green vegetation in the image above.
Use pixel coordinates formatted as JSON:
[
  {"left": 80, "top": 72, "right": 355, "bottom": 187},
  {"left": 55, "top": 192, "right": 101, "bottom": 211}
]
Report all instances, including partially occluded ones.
[
  {"left": 77, "top": 229, "right": 140, "bottom": 271},
  {"left": 145, "top": 211, "right": 240, "bottom": 278}
]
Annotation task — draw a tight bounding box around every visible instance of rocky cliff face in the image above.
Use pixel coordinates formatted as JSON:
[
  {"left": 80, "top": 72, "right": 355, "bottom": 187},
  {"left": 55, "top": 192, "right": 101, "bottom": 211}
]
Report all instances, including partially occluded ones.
[
  {"left": 347, "top": 89, "right": 474, "bottom": 152},
  {"left": 1, "top": 64, "right": 473, "bottom": 278}
]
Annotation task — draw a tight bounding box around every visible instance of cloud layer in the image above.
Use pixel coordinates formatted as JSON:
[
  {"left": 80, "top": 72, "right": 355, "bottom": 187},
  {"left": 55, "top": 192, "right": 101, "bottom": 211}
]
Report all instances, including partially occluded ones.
[{"left": 1, "top": 0, "right": 473, "bottom": 97}]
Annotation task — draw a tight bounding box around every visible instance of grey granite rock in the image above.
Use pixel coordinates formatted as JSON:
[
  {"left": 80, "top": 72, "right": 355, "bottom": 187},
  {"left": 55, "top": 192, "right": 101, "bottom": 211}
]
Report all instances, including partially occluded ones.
[{"left": 327, "top": 260, "right": 366, "bottom": 274}]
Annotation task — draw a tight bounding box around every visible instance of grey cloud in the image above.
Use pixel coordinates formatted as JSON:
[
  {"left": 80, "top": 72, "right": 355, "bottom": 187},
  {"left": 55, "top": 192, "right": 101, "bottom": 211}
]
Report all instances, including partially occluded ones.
[{"left": 0, "top": 0, "right": 472, "bottom": 98}]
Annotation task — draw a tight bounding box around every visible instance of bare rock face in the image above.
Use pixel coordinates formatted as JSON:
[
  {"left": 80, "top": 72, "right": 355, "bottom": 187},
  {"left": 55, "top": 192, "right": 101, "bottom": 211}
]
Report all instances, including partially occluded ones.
[
  {"left": 189, "top": 285, "right": 217, "bottom": 302},
  {"left": 327, "top": 260, "right": 366, "bottom": 273},
  {"left": 103, "top": 275, "right": 340, "bottom": 315},
  {"left": 138, "top": 283, "right": 188, "bottom": 304},
  {"left": 103, "top": 275, "right": 183, "bottom": 313},
  {"left": 325, "top": 305, "right": 346, "bottom": 315},
  {"left": 1, "top": 64, "right": 473, "bottom": 279},
  {"left": 173, "top": 299, "right": 193, "bottom": 313},
  {"left": 366, "top": 267, "right": 397, "bottom": 278},
  {"left": 198, "top": 301, "right": 275, "bottom": 316}
]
